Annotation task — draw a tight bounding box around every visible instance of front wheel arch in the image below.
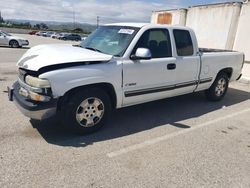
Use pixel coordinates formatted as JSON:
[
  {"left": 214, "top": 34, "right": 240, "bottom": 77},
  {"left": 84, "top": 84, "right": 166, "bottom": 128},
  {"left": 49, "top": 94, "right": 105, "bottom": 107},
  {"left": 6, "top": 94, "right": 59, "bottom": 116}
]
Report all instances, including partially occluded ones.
[{"left": 57, "top": 83, "right": 117, "bottom": 112}]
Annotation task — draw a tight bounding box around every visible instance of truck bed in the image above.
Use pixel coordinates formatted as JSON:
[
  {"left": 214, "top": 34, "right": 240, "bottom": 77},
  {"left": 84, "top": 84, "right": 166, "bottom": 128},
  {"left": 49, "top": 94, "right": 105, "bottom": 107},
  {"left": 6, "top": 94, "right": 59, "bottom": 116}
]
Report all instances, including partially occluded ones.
[{"left": 199, "top": 48, "right": 235, "bottom": 53}]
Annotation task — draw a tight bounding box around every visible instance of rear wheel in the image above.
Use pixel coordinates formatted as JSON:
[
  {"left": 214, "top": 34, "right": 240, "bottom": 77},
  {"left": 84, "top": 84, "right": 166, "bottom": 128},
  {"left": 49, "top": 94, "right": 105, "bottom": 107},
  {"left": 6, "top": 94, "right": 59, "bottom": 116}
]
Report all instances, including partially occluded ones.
[
  {"left": 205, "top": 72, "right": 229, "bottom": 101},
  {"left": 9, "top": 40, "right": 20, "bottom": 48},
  {"left": 62, "top": 88, "right": 111, "bottom": 134}
]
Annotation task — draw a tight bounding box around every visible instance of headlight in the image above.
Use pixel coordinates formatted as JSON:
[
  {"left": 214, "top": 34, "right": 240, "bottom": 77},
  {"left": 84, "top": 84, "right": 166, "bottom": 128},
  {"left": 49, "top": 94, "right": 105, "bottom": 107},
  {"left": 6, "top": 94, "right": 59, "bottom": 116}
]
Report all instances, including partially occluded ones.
[
  {"left": 19, "top": 87, "right": 50, "bottom": 102},
  {"left": 25, "top": 75, "right": 50, "bottom": 88}
]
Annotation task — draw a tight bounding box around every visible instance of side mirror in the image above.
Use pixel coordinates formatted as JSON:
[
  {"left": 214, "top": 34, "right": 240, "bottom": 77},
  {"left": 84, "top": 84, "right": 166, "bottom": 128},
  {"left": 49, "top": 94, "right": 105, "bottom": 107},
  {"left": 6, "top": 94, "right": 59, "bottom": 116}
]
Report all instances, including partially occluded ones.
[{"left": 131, "top": 48, "right": 152, "bottom": 60}]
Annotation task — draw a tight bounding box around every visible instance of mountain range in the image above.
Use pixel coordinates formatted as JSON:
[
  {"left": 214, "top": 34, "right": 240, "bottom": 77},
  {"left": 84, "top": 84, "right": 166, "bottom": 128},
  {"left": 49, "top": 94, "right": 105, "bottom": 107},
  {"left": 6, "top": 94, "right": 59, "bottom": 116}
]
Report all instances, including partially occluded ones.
[{"left": 6, "top": 19, "right": 97, "bottom": 32}]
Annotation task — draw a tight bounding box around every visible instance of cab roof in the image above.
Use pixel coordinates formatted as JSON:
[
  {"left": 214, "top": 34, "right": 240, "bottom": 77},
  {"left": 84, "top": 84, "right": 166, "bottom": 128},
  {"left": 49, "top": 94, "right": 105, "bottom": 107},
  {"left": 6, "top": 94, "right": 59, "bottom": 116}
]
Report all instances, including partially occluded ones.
[{"left": 105, "top": 22, "right": 190, "bottom": 30}]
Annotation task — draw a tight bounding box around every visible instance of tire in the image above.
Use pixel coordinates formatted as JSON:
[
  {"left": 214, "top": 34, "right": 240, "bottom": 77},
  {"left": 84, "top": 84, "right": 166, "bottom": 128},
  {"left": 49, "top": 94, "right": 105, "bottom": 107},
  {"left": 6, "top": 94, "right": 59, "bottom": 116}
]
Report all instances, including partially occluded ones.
[
  {"left": 9, "top": 40, "right": 20, "bottom": 48},
  {"left": 62, "top": 88, "right": 112, "bottom": 134},
  {"left": 205, "top": 72, "right": 229, "bottom": 101}
]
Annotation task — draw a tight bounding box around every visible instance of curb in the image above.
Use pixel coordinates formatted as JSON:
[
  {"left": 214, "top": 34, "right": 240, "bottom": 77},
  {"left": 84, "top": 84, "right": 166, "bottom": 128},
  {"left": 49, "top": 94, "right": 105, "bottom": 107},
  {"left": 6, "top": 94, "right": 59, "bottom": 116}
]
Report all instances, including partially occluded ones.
[{"left": 239, "top": 76, "right": 250, "bottom": 84}]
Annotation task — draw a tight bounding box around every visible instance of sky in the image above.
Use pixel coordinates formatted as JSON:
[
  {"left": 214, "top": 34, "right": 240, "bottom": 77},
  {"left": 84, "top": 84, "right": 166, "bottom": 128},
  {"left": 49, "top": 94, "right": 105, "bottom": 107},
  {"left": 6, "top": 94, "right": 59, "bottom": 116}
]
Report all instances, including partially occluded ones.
[{"left": 0, "top": 0, "right": 242, "bottom": 24}]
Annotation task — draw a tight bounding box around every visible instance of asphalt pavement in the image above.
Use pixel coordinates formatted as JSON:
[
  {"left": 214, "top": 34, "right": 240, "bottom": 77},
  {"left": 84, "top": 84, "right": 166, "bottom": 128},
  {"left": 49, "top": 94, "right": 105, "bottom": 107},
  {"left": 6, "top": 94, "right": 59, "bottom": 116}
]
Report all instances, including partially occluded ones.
[{"left": 0, "top": 34, "right": 250, "bottom": 188}]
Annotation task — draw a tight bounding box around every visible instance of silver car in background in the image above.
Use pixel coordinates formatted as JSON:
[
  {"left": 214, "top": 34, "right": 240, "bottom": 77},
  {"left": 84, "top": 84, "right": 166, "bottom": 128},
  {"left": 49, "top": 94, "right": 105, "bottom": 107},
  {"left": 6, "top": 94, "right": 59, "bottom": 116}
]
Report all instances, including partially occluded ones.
[{"left": 0, "top": 30, "right": 29, "bottom": 48}]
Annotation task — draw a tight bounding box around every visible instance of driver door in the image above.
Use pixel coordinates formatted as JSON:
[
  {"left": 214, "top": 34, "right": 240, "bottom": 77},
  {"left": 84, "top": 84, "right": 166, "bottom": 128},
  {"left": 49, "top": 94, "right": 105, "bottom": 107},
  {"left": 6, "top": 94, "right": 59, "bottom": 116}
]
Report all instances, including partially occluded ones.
[
  {"left": 0, "top": 32, "right": 8, "bottom": 45},
  {"left": 122, "top": 28, "right": 177, "bottom": 106}
]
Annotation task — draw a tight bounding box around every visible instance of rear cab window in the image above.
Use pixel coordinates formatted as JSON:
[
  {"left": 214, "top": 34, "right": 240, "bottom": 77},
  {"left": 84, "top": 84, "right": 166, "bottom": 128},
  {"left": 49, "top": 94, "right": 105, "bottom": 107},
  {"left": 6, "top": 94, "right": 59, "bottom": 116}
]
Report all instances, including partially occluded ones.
[{"left": 173, "top": 29, "right": 194, "bottom": 56}]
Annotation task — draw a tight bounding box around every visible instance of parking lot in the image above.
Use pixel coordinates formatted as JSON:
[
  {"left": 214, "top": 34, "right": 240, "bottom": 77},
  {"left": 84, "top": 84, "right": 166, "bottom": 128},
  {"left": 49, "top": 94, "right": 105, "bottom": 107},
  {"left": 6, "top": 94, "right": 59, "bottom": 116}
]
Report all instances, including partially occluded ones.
[{"left": 0, "top": 34, "right": 250, "bottom": 188}]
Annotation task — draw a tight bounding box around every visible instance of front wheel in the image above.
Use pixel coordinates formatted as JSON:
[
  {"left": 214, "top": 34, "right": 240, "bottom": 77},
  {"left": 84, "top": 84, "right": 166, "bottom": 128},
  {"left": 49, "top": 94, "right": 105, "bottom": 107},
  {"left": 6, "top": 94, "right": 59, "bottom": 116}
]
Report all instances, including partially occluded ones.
[
  {"left": 205, "top": 72, "right": 229, "bottom": 101},
  {"left": 9, "top": 40, "right": 20, "bottom": 48},
  {"left": 62, "top": 88, "right": 111, "bottom": 134}
]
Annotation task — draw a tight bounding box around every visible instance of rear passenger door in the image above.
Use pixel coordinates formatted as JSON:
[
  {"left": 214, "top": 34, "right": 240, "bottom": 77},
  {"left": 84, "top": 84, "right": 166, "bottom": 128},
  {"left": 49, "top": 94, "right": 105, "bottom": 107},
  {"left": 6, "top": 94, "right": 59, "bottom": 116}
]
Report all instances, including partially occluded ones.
[
  {"left": 122, "top": 28, "right": 177, "bottom": 106},
  {"left": 172, "top": 29, "right": 200, "bottom": 95}
]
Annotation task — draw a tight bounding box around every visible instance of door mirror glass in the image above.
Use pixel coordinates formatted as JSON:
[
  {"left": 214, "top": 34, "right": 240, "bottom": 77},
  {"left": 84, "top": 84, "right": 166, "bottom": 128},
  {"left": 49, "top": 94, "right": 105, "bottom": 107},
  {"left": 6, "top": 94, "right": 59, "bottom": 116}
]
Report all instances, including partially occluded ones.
[{"left": 131, "top": 48, "right": 152, "bottom": 60}]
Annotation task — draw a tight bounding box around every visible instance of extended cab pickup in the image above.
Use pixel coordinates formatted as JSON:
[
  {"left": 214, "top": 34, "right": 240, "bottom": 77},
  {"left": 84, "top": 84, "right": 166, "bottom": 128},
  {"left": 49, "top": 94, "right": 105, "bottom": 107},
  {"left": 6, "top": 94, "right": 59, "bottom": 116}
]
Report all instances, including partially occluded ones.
[{"left": 8, "top": 23, "right": 245, "bottom": 134}]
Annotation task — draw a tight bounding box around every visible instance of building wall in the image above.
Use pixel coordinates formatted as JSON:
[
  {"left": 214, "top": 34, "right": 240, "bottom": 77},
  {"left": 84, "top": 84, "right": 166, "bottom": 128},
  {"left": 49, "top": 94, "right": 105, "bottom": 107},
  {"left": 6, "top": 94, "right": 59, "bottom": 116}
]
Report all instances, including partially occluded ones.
[
  {"left": 186, "top": 3, "right": 241, "bottom": 50},
  {"left": 151, "top": 9, "right": 187, "bottom": 26},
  {"left": 233, "top": 2, "right": 250, "bottom": 62},
  {"left": 151, "top": 2, "right": 250, "bottom": 61}
]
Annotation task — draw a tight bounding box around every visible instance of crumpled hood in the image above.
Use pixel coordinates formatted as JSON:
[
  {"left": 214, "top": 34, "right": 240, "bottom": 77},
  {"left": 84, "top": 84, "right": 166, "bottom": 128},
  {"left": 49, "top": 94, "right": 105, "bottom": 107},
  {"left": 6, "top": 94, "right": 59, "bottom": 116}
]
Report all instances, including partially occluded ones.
[{"left": 17, "top": 44, "right": 113, "bottom": 71}]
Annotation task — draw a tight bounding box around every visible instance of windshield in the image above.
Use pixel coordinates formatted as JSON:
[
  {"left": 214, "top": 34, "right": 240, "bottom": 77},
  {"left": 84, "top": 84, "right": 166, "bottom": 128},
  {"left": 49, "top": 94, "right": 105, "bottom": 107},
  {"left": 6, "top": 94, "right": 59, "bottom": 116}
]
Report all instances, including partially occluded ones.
[
  {"left": 1, "top": 31, "right": 12, "bottom": 36},
  {"left": 80, "top": 26, "right": 139, "bottom": 56}
]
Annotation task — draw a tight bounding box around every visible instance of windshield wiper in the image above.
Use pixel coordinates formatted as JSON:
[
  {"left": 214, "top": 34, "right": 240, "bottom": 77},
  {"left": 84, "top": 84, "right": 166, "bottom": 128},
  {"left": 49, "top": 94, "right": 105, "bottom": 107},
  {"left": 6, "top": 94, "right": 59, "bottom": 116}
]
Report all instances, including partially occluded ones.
[{"left": 84, "top": 47, "right": 103, "bottom": 53}]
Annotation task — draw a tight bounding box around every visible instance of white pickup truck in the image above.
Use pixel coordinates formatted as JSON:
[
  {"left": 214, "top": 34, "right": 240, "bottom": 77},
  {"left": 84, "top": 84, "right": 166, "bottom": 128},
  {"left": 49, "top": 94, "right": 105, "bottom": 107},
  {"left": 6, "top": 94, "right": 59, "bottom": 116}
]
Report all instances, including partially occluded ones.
[{"left": 8, "top": 23, "right": 244, "bottom": 134}]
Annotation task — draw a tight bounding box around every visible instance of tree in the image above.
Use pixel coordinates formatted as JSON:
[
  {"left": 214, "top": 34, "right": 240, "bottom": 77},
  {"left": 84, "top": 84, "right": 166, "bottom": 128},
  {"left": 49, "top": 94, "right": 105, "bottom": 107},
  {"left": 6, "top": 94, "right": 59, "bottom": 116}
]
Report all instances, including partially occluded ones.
[
  {"left": 34, "top": 24, "right": 41, "bottom": 29},
  {"left": 23, "top": 22, "right": 31, "bottom": 28},
  {"left": 40, "top": 23, "right": 48, "bottom": 30},
  {"left": 33, "top": 23, "right": 49, "bottom": 30},
  {"left": 73, "top": 28, "right": 83, "bottom": 33}
]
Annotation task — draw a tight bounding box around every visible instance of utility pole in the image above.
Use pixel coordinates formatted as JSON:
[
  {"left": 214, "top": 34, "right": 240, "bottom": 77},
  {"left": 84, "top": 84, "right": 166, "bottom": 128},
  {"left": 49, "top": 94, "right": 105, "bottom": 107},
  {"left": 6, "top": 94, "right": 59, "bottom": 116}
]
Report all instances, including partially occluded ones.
[
  {"left": 72, "top": 5, "right": 76, "bottom": 30},
  {"left": 0, "top": 10, "right": 3, "bottom": 23},
  {"left": 97, "top": 16, "right": 100, "bottom": 28}
]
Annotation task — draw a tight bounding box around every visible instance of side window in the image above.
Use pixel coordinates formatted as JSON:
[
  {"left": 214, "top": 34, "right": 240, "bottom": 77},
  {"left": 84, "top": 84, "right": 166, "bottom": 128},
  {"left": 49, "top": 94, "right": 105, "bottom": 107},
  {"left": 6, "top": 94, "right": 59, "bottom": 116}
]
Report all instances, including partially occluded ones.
[
  {"left": 173, "top": 29, "right": 194, "bottom": 56},
  {"left": 133, "top": 29, "right": 172, "bottom": 58}
]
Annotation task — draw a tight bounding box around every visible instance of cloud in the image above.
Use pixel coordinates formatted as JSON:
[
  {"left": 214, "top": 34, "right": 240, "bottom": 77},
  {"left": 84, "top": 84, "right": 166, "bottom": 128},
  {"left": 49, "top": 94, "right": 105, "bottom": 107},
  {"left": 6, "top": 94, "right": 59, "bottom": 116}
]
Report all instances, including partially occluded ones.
[
  {"left": 1, "top": 0, "right": 241, "bottom": 24},
  {"left": 0, "top": 0, "right": 182, "bottom": 24}
]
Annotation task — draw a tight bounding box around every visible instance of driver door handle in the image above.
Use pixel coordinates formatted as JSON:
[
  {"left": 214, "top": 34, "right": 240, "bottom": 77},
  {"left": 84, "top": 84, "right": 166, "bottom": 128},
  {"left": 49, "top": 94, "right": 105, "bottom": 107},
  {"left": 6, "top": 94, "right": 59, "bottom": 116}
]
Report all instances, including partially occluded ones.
[{"left": 167, "top": 63, "right": 176, "bottom": 70}]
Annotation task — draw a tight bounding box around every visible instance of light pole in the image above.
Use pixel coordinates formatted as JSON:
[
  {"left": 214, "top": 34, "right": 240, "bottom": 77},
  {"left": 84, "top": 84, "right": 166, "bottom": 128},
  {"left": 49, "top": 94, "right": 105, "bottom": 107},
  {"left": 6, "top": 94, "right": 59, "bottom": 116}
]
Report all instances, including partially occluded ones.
[
  {"left": 72, "top": 5, "right": 76, "bottom": 30},
  {"left": 97, "top": 16, "right": 100, "bottom": 28}
]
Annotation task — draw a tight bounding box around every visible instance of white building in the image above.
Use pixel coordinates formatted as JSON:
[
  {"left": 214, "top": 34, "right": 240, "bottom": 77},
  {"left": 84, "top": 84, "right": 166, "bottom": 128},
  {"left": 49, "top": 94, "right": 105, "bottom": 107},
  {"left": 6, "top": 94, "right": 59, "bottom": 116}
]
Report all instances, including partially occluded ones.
[{"left": 233, "top": 2, "right": 250, "bottom": 62}]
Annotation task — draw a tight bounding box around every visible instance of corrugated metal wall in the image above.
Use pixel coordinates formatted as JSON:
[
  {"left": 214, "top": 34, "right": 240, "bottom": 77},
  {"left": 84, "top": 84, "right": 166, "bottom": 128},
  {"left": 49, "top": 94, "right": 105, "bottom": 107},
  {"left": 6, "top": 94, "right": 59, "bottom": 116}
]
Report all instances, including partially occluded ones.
[
  {"left": 233, "top": 2, "right": 250, "bottom": 62},
  {"left": 151, "top": 9, "right": 187, "bottom": 26}
]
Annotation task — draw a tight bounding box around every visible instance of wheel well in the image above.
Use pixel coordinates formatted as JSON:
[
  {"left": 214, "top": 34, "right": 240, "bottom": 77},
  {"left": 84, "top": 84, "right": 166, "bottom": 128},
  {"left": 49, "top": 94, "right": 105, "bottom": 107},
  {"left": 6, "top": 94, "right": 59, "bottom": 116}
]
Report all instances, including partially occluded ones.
[
  {"left": 218, "top": 68, "right": 233, "bottom": 79},
  {"left": 57, "top": 83, "right": 117, "bottom": 111}
]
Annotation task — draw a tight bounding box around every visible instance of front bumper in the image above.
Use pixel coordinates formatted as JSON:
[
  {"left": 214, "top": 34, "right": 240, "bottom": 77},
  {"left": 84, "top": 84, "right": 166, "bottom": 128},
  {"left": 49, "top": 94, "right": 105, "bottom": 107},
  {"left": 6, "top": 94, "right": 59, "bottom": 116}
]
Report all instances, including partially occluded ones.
[
  {"left": 19, "top": 40, "right": 29, "bottom": 46},
  {"left": 8, "top": 81, "right": 57, "bottom": 120}
]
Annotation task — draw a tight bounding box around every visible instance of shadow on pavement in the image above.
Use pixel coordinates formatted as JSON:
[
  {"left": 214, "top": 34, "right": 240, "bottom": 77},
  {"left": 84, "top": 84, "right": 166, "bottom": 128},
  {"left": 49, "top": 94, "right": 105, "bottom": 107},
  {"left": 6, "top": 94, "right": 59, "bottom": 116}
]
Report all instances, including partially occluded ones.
[{"left": 30, "top": 88, "right": 250, "bottom": 147}]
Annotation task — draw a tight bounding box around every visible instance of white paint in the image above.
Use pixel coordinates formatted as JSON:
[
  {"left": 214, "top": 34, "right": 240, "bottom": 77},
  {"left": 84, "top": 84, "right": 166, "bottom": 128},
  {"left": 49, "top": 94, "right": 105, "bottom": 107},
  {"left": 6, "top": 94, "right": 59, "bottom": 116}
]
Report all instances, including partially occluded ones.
[
  {"left": 17, "top": 44, "right": 113, "bottom": 71},
  {"left": 186, "top": 3, "right": 241, "bottom": 50},
  {"left": 17, "top": 24, "right": 243, "bottom": 109},
  {"left": 107, "top": 108, "right": 250, "bottom": 158},
  {"left": 233, "top": 2, "right": 250, "bottom": 61},
  {"left": 151, "top": 9, "right": 187, "bottom": 26}
]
